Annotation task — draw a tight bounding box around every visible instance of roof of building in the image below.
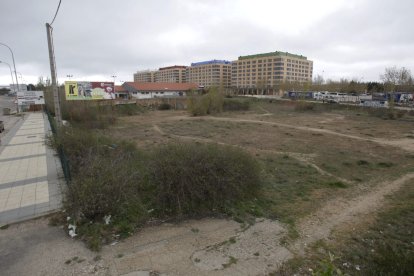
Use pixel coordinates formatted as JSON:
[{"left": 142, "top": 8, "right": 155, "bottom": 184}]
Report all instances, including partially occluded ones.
[
  {"left": 134, "top": 70, "right": 155, "bottom": 74},
  {"left": 124, "top": 82, "right": 199, "bottom": 91},
  {"left": 159, "top": 65, "right": 187, "bottom": 71},
  {"left": 115, "top": 85, "right": 127, "bottom": 92},
  {"left": 191, "top": 60, "right": 231, "bottom": 67},
  {"left": 238, "top": 51, "right": 308, "bottom": 60}
]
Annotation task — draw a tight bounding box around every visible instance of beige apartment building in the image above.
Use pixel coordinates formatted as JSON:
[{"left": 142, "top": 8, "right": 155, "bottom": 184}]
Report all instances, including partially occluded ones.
[
  {"left": 187, "top": 60, "right": 232, "bottom": 88},
  {"left": 155, "top": 65, "right": 187, "bottom": 83},
  {"left": 133, "top": 70, "right": 155, "bottom": 82},
  {"left": 231, "top": 51, "right": 313, "bottom": 88}
]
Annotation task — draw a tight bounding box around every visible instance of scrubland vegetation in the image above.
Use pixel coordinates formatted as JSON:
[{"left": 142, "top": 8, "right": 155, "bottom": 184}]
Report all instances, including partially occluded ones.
[{"left": 47, "top": 92, "right": 414, "bottom": 276}]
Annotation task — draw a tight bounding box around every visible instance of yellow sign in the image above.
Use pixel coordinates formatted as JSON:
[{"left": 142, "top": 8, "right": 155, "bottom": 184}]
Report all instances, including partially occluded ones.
[
  {"left": 64, "top": 81, "right": 115, "bottom": 100},
  {"left": 65, "top": 81, "right": 78, "bottom": 98}
]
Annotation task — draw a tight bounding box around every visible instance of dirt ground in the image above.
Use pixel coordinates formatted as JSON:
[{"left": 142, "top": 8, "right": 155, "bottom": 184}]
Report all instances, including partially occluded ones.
[{"left": 2, "top": 101, "right": 413, "bottom": 275}]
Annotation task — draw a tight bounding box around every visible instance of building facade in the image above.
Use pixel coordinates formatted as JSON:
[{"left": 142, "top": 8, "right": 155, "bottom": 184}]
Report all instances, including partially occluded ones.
[
  {"left": 123, "top": 82, "right": 198, "bottom": 99},
  {"left": 187, "top": 60, "right": 232, "bottom": 88},
  {"left": 133, "top": 70, "right": 155, "bottom": 82},
  {"left": 155, "top": 65, "right": 187, "bottom": 83},
  {"left": 231, "top": 51, "right": 313, "bottom": 88}
]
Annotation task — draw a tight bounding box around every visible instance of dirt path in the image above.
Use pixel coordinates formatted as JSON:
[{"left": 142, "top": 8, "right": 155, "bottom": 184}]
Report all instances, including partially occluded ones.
[
  {"left": 153, "top": 124, "right": 354, "bottom": 185},
  {"left": 291, "top": 172, "right": 414, "bottom": 256},
  {"left": 164, "top": 115, "right": 414, "bottom": 153}
]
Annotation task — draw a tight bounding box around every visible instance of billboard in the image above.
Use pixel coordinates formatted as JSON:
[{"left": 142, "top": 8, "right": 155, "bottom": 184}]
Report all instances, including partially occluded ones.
[
  {"left": 65, "top": 81, "right": 115, "bottom": 100},
  {"left": 17, "top": 91, "right": 45, "bottom": 105}
]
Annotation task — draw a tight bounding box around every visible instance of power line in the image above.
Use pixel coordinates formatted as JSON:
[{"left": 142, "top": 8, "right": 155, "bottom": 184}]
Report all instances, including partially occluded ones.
[{"left": 50, "top": 0, "right": 62, "bottom": 26}]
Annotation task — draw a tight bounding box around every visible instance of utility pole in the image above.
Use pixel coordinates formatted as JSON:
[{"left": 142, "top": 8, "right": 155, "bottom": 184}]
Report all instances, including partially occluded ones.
[{"left": 46, "top": 23, "right": 62, "bottom": 125}]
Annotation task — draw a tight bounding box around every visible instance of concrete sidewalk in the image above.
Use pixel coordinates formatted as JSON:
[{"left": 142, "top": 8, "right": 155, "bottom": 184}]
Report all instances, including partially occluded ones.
[{"left": 0, "top": 112, "right": 63, "bottom": 226}]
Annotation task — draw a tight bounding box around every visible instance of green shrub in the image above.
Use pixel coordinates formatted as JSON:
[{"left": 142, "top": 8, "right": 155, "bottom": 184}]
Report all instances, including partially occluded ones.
[
  {"left": 364, "top": 243, "right": 414, "bottom": 275},
  {"left": 50, "top": 127, "right": 148, "bottom": 221},
  {"left": 377, "top": 162, "right": 394, "bottom": 168},
  {"left": 357, "top": 160, "right": 370, "bottom": 166},
  {"left": 68, "top": 149, "right": 146, "bottom": 221},
  {"left": 48, "top": 127, "right": 114, "bottom": 174},
  {"left": 294, "top": 101, "right": 315, "bottom": 112},
  {"left": 367, "top": 107, "right": 406, "bottom": 120},
  {"left": 325, "top": 181, "right": 347, "bottom": 189},
  {"left": 208, "top": 89, "right": 225, "bottom": 113},
  {"left": 312, "top": 253, "right": 345, "bottom": 276},
  {"left": 187, "top": 95, "right": 209, "bottom": 116},
  {"left": 148, "top": 142, "right": 262, "bottom": 215},
  {"left": 115, "top": 104, "right": 144, "bottom": 116},
  {"left": 223, "top": 98, "right": 250, "bottom": 111},
  {"left": 49, "top": 126, "right": 264, "bottom": 250},
  {"left": 61, "top": 102, "right": 116, "bottom": 129},
  {"left": 62, "top": 102, "right": 144, "bottom": 128},
  {"left": 158, "top": 103, "right": 171, "bottom": 110},
  {"left": 187, "top": 88, "right": 224, "bottom": 116}
]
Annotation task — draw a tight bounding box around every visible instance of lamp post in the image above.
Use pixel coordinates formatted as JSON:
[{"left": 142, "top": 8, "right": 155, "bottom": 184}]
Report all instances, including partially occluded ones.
[
  {"left": 66, "top": 74, "right": 73, "bottom": 80},
  {"left": 111, "top": 75, "right": 117, "bottom": 84},
  {"left": 0, "top": 42, "right": 19, "bottom": 92},
  {"left": 0, "top": 60, "right": 16, "bottom": 93},
  {"left": 16, "top": 72, "right": 27, "bottom": 86}
]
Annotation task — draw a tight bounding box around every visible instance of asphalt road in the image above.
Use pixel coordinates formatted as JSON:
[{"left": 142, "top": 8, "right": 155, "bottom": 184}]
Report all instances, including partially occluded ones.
[{"left": 0, "top": 95, "right": 16, "bottom": 112}]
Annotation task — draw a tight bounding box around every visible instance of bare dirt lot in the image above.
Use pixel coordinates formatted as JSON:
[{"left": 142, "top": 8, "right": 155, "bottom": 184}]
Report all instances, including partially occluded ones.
[{"left": 2, "top": 99, "right": 414, "bottom": 275}]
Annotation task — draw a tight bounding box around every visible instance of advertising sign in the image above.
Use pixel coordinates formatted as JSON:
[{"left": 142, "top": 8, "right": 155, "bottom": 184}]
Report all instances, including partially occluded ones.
[
  {"left": 65, "top": 81, "right": 115, "bottom": 100},
  {"left": 17, "top": 91, "right": 45, "bottom": 105}
]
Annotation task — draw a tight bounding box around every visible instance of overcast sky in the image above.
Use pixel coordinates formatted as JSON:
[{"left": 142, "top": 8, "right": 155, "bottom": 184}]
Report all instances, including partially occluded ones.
[{"left": 0, "top": 0, "right": 413, "bottom": 86}]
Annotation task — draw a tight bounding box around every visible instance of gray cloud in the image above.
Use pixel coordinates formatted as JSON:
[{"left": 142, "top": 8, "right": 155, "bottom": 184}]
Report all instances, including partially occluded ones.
[{"left": 0, "top": 0, "right": 413, "bottom": 85}]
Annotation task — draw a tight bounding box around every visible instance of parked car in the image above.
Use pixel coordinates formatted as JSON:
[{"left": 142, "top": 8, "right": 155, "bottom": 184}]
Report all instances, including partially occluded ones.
[{"left": 0, "top": 121, "right": 4, "bottom": 132}]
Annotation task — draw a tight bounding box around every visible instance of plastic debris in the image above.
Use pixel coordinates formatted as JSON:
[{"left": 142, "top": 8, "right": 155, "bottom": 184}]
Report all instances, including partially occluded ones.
[
  {"left": 69, "top": 230, "right": 77, "bottom": 238},
  {"left": 68, "top": 224, "right": 77, "bottom": 238},
  {"left": 355, "top": 265, "right": 361, "bottom": 271},
  {"left": 104, "top": 215, "right": 111, "bottom": 225}
]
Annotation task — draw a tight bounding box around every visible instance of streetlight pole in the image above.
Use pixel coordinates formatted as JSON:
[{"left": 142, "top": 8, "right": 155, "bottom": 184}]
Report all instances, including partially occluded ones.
[
  {"left": 0, "top": 60, "right": 16, "bottom": 93},
  {"left": 111, "top": 75, "right": 117, "bottom": 84},
  {"left": 0, "top": 42, "right": 19, "bottom": 92}
]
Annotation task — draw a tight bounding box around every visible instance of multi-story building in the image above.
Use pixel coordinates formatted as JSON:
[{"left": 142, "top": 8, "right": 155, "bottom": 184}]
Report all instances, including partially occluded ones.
[
  {"left": 155, "top": 65, "right": 187, "bottom": 83},
  {"left": 133, "top": 70, "right": 155, "bottom": 82},
  {"left": 187, "top": 60, "right": 232, "bottom": 88},
  {"left": 231, "top": 51, "right": 313, "bottom": 88}
]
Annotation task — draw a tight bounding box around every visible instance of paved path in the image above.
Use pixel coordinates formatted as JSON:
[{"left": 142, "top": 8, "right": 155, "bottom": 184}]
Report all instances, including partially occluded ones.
[{"left": 0, "top": 112, "right": 63, "bottom": 226}]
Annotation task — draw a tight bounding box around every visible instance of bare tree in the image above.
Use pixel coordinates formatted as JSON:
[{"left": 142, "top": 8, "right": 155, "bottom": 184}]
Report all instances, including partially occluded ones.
[
  {"left": 381, "top": 66, "right": 413, "bottom": 86},
  {"left": 313, "top": 74, "right": 324, "bottom": 85},
  {"left": 398, "top": 67, "right": 413, "bottom": 85}
]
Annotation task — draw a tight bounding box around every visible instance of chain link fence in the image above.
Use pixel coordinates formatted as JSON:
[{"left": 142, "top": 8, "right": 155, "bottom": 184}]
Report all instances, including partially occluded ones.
[{"left": 45, "top": 109, "right": 71, "bottom": 184}]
